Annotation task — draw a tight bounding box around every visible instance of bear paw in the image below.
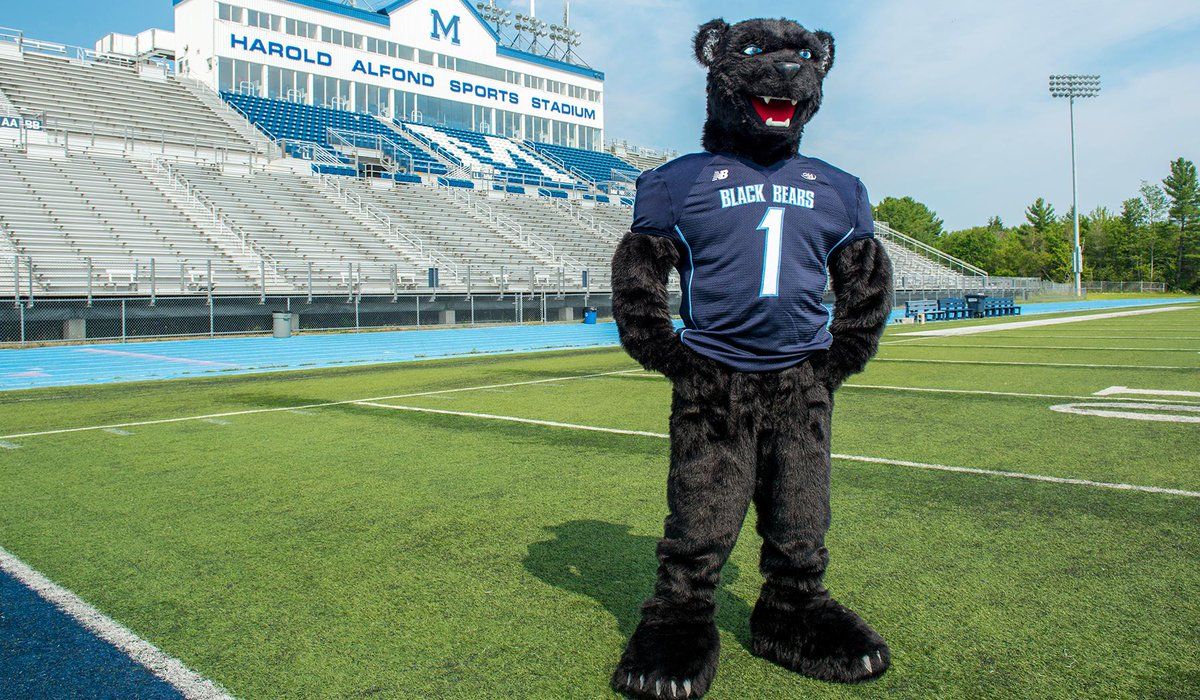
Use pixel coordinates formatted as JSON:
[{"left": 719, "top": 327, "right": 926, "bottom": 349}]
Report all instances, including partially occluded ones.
[
  {"left": 750, "top": 593, "right": 889, "bottom": 683},
  {"left": 611, "top": 617, "right": 719, "bottom": 698}
]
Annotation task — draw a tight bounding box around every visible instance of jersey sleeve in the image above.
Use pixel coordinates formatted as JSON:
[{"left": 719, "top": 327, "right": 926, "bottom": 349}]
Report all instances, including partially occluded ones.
[
  {"left": 849, "top": 178, "right": 876, "bottom": 241},
  {"left": 630, "top": 169, "right": 678, "bottom": 241}
]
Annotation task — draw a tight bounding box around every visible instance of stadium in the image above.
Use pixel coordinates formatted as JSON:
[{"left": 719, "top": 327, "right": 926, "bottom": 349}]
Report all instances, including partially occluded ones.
[{"left": 0, "top": 1, "right": 1197, "bottom": 698}]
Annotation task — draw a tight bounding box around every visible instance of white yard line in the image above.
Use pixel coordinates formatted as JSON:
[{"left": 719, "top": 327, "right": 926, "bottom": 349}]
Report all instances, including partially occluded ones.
[
  {"left": 843, "top": 383, "right": 1200, "bottom": 405},
  {"left": 895, "top": 305, "right": 1197, "bottom": 337},
  {"left": 355, "top": 402, "right": 1200, "bottom": 499},
  {"left": 0, "top": 370, "right": 642, "bottom": 442},
  {"left": 1095, "top": 386, "right": 1200, "bottom": 399},
  {"left": 1049, "top": 402, "right": 1200, "bottom": 424},
  {"left": 0, "top": 546, "right": 234, "bottom": 700},
  {"left": 890, "top": 343, "right": 1197, "bottom": 353},
  {"left": 872, "top": 358, "right": 1197, "bottom": 370}
]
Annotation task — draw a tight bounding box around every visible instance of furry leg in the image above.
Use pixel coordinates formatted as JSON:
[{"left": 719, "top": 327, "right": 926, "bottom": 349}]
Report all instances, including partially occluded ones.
[
  {"left": 613, "top": 372, "right": 756, "bottom": 699},
  {"left": 749, "top": 364, "right": 889, "bottom": 683}
]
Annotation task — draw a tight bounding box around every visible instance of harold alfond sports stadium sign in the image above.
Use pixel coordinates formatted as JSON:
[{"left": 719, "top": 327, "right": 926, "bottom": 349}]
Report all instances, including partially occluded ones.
[{"left": 175, "top": 0, "right": 605, "bottom": 129}]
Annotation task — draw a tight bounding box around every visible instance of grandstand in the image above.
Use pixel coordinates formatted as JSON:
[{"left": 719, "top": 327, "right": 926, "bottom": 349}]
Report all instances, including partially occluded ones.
[{"left": 0, "top": 14, "right": 985, "bottom": 342}]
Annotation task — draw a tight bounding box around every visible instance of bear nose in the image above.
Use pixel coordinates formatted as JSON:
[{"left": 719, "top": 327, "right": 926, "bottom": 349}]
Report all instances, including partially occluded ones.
[{"left": 775, "top": 62, "right": 802, "bottom": 80}]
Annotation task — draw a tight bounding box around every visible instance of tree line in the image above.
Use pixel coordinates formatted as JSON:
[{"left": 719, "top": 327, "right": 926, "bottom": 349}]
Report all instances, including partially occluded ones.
[{"left": 873, "top": 157, "right": 1200, "bottom": 291}]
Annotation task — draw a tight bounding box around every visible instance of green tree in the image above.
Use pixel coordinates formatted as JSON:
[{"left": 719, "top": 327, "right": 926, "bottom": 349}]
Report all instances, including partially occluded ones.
[
  {"left": 1025, "top": 198, "right": 1056, "bottom": 232},
  {"left": 937, "top": 227, "right": 999, "bottom": 272},
  {"left": 1162, "top": 157, "right": 1200, "bottom": 289},
  {"left": 987, "top": 215, "right": 1004, "bottom": 230},
  {"left": 873, "top": 196, "right": 944, "bottom": 244},
  {"left": 1140, "top": 182, "right": 1171, "bottom": 284}
]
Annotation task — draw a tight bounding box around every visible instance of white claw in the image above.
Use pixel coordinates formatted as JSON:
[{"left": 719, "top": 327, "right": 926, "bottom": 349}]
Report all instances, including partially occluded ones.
[
  {"left": 863, "top": 654, "right": 873, "bottom": 673},
  {"left": 626, "top": 673, "right": 632, "bottom": 687},
  {"left": 655, "top": 680, "right": 662, "bottom": 696},
  {"left": 671, "top": 680, "right": 678, "bottom": 697},
  {"left": 876, "top": 650, "right": 883, "bottom": 663},
  {"left": 683, "top": 679, "right": 693, "bottom": 697},
  {"left": 639, "top": 674, "right": 645, "bottom": 689}
]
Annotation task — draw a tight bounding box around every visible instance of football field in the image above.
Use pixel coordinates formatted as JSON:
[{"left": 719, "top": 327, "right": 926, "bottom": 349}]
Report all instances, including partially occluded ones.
[{"left": 1, "top": 303, "right": 1198, "bottom": 699}]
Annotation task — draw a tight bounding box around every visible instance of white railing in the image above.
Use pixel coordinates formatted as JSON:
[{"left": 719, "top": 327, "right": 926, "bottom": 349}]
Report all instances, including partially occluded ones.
[
  {"left": 326, "top": 127, "right": 413, "bottom": 174},
  {"left": 317, "top": 174, "right": 462, "bottom": 281},
  {"left": 150, "top": 157, "right": 284, "bottom": 287},
  {"left": 521, "top": 140, "right": 596, "bottom": 187},
  {"left": 875, "top": 222, "right": 989, "bottom": 279},
  {"left": 178, "top": 76, "right": 280, "bottom": 159},
  {"left": 554, "top": 199, "right": 622, "bottom": 243},
  {"left": 438, "top": 181, "right": 582, "bottom": 271}
]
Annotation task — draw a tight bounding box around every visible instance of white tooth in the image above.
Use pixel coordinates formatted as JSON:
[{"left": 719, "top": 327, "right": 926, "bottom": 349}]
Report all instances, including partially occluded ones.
[
  {"left": 763, "top": 96, "right": 772, "bottom": 104},
  {"left": 791, "top": 99, "right": 798, "bottom": 105}
]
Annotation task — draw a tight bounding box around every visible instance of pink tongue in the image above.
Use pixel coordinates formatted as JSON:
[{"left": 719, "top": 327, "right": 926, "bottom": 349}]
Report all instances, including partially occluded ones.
[{"left": 751, "top": 97, "right": 796, "bottom": 123}]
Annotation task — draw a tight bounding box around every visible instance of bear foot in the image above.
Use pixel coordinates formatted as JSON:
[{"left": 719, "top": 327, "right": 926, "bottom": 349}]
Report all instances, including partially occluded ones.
[
  {"left": 611, "top": 615, "right": 719, "bottom": 699},
  {"left": 750, "top": 592, "right": 889, "bottom": 683}
]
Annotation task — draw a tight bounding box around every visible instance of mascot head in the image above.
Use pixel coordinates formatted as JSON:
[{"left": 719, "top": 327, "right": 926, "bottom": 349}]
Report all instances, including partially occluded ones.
[{"left": 694, "top": 18, "right": 835, "bottom": 166}]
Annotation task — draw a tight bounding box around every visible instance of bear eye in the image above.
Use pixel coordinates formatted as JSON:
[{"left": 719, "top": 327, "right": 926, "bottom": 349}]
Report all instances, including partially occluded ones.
[
  {"left": 742, "top": 45, "right": 763, "bottom": 56},
  {"left": 798, "top": 49, "right": 813, "bottom": 60}
]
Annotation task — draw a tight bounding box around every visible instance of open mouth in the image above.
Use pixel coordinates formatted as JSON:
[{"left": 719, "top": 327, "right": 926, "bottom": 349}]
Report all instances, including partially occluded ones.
[{"left": 749, "top": 96, "right": 799, "bottom": 128}]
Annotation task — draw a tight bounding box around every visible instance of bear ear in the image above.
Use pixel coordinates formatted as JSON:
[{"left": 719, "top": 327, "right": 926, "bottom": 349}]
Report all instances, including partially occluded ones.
[
  {"left": 693, "top": 19, "right": 729, "bottom": 67},
  {"left": 814, "top": 30, "right": 835, "bottom": 73}
]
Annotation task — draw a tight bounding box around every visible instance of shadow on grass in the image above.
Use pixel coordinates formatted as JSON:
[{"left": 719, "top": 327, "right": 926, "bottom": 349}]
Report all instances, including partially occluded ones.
[{"left": 523, "top": 519, "right": 754, "bottom": 650}]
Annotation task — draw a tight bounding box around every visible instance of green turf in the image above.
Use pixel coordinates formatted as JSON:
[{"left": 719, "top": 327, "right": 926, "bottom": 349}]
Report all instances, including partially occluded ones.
[{"left": 1, "top": 305, "right": 1198, "bottom": 699}]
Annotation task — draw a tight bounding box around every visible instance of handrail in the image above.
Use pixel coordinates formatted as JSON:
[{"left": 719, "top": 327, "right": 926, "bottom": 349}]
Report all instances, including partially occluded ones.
[
  {"left": 437, "top": 181, "right": 582, "bottom": 271},
  {"left": 318, "top": 174, "right": 462, "bottom": 281},
  {"left": 875, "top": 222, "right": 989, "bottom": 278},
  {"left": 151, "top": 157, "right": 284, "bottom": 286},
  {"left": 326, "top": 127, "right": 414, "bottom": 174},
  {"left": 389, "top": 120, "right": 464, "bottom": 170},
  {"left": 521, "top": 140, "right": 596, "bottom": 187},
  {"left": 186, "top": 80, "right": 281, "bottom": 158},
  {"left": 553, "top": 199, "right": 621, "bottom": 243}
]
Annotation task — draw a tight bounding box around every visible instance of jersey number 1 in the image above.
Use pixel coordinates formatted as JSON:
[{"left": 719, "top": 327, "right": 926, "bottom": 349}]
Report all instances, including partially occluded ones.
[{"left": 758, "top": 207, "right": 785, "bottom": 297}]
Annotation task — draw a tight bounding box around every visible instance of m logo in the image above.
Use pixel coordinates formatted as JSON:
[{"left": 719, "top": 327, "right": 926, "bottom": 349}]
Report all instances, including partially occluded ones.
[
  {"left": 712, "top": 169, "right": 729, "bottom": 181},
  {"left": 430, "top": 9, "right": 461, "bottom": 45}
]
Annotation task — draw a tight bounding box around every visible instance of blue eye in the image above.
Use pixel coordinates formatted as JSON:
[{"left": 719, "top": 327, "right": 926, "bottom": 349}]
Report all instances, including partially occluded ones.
[
  {"left": 742, "top": 45, "right": 763, "bottom": 56},
  {"left": 798, "top": 49, "right": 813, "bottom": 60}
]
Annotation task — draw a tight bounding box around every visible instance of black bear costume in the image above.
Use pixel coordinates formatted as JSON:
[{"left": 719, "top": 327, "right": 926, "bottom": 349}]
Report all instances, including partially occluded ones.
[{"left": 609, "top": 17, "right": 895, "bottom": 699}]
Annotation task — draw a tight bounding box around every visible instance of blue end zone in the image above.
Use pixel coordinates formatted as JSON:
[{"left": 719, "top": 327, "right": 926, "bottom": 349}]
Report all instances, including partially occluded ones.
[
  {"left": 0, "top": 569, "right": 182, "bottom": 699},
  {"left": 0, "top": 298, "right": 1194, "bottom": 392}
]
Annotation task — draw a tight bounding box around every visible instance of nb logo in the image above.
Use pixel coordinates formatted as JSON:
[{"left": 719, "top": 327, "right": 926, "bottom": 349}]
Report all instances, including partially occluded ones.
[
  {"left": 712, "top": 169, "right": 729, "bottom": 181},
  {"left": 430, "top": 9, "right": 461, "bottom": 45}
]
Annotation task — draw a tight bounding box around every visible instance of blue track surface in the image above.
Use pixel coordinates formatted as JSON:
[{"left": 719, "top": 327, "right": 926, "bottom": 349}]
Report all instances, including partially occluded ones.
[
  {"left": 0, "top": 298, "right": 1194, "bottom": 392},
  {"left": 0, "top": 569, "right": 183, "bottom": 699}
]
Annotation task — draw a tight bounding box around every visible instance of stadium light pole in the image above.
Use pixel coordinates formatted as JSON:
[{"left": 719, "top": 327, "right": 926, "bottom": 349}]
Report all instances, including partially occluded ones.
[{"left": 1049, "top": 74, "right": 1100, "bottom": 297}]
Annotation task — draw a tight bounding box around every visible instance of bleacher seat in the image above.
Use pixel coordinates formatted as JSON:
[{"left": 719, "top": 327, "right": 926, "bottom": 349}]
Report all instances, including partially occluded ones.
[
  {"left": 221, "top": 92, "right": 447, "bottom": 175},
  {"left": 525, "top": 141, "right": 640, "bottom": 185},
  {"left": 404, "top": 123, "right": 574, "bottom": 187}
]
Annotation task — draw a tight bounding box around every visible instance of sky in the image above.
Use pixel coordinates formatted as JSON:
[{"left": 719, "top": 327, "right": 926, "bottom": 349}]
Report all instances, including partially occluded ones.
[{"left": 3, "top": 0, "right": 1199, "bottom": 230}]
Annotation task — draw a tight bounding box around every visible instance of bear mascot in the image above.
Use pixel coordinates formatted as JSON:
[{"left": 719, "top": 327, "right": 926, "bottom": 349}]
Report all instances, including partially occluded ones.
[{"left": 609, "top": 17, "right": 895, "bottom": 699}]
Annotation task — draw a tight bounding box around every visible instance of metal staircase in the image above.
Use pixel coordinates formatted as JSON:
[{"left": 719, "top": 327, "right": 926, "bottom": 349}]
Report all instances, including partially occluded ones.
[
  {"left": 139, "top": 157, "right": 286, "bottom": 289},
  {"left": 315, "top": 174, "right": 463, "bottom": 283}
]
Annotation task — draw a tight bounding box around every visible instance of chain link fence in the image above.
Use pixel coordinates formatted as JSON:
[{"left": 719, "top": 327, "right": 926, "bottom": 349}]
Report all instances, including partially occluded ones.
[{"left": 0, "top": 292, "right": 616, "bottom": 345}]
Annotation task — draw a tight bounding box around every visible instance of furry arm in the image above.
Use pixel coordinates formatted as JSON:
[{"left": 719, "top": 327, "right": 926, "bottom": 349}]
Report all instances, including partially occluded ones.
[
  {"left": 611, "top": 232, "right": 689, "bottom": 378},
  {"left": 822, "top": 237, "right": 894, "bottom": 389}
]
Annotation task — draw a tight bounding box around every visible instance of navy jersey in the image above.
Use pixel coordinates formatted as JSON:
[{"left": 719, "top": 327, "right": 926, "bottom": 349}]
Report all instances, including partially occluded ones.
[{"left": 631, "top": 152, "right": 875, "bottom": 372}]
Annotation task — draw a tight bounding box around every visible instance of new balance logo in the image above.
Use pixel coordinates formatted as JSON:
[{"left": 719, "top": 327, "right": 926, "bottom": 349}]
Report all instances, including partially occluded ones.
[{"left": 712, "top": 169, "right": 729, "bottom": 181}]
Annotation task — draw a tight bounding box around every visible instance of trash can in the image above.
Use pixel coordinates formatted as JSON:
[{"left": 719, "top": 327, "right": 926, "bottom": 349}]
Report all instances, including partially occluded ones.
[
  {"left": 583, "top": 307, "right": 598, "bottom": 325},
  {"left": 964, "top": 294, "right": 988, "bottom": 319},
  {"left": 272, "top": 312, "right": 293, "bottom": 338}
]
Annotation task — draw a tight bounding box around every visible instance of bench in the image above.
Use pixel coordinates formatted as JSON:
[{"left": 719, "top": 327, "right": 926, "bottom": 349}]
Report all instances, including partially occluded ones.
[
  {"left": 938, "top": 297, "right": 970, "bottom": 320},
  {"left": 981, "top": 297, "right": 1021, "bottom": 317},
  {"left": 905, "top": 299, "right": 948, "bottom": 322}
]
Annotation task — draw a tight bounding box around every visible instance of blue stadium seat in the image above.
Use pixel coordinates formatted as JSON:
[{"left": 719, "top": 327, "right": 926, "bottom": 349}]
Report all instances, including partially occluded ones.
[
  {"left": 524, "top": 140, "right": 640, "bottom": 185},
  {"left": 221, "top": 92, "right": 447, "bottom": 175}
]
